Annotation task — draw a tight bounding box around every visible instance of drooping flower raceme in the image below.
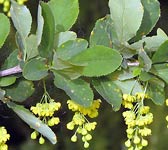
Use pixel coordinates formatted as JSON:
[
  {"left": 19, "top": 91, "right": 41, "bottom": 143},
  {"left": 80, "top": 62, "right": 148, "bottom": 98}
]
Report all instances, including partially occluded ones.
[
  {"left": 0, "top": 126, "right": 10, "bottom": 150},
  {"left": 67, "top": 99, "right": 101, "bottom": 148},
  {"left": 122, "top": 93, "right": 153, "bottom": 150},
  {"left": 30, "top": 91, "right": 61, "bottom": 144}
]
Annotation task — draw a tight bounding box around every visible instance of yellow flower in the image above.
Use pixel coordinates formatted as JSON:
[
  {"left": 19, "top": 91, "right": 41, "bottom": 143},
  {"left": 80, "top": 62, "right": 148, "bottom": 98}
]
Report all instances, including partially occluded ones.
[
  {"left": 0, "top": 126, "right": 10, "bottom": 150},
  {"left": 0, "top": 127, "right": 10, "bottom": 143},
  {"left": 122, "top": 93, "right": 153, "bottom": 150},
  {"left": 67, "top": 100, "right": 101, "bottom": 148}
]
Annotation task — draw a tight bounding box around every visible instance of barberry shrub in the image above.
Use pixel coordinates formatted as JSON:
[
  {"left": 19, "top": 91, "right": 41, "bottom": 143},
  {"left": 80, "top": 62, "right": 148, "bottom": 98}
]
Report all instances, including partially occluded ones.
[{"left": 0, "top": 0, "right": 168, "bottom": 149}]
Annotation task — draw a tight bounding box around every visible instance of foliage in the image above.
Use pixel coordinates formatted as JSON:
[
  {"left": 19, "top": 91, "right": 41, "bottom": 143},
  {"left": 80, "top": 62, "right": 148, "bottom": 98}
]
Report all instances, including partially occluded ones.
[{"left": 0, "top": 0, "right": 168, "bottom": 149}]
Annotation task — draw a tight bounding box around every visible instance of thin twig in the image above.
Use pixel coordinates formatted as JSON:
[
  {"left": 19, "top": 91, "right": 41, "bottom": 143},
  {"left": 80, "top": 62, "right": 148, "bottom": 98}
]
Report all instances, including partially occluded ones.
[
  {"left": 0, "top": 65, "right": 22, "bottom": 77},
  {"left": 0, "top": 61, "right": 139, "bottom": 77}
]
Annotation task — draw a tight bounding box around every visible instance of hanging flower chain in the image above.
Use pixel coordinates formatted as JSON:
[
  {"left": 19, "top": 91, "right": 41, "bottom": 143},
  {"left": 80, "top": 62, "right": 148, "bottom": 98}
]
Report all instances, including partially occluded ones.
[
  {"left": 0, "top": 126, "right": 10, "bottom": 150},
  {"left": 30, "top": 82, "right": 61, "bottom": 144},
  {"left": 122, "top": 93, "right": 153, "bottom": 150},
  {"left": 67, "top": 99, "right": 101, "bottom": 148}
]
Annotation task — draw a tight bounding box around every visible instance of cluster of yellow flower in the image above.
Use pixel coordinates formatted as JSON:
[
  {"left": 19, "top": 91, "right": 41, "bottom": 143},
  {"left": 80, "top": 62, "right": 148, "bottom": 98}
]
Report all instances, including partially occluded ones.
[
  {"left": 0, "top": 0, "right": 28, "bottom": 16},
  {"left": 67, "top": 99, "right": 101, "bottom": 148},
  {"left": 0, "top": 126, "right": 10, "bottom": 150},
  {"left": 122, "top": 93, "right": 153, "bottom": 150},
  {"left": 30, "top": 93, "right": 61, "bottom": 144}
]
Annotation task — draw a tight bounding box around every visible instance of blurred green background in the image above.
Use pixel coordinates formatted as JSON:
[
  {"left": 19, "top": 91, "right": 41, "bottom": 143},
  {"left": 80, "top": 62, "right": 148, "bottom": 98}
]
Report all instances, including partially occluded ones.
[{"left": 1, "top": 0, "right": 168, "bottom": 150}]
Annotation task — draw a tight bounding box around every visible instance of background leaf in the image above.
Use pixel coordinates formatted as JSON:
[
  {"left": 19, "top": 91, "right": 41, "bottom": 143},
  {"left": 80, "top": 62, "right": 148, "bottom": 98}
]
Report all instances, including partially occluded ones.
[
  {"left": 10, "top": 0, "right": 32, "bottom": 39},
  {"left": 5, "top": 80, "right": 34, "bottom": 102},
  {"left": 53, "top": 71, "right": 93, "bottom": 107},
  {"left": 69, "top": 46, "right": 122, "bottom": 77},
  {"left": 25, "top": 35, "right": 38, "bottom": 60},
  {"left": 113, "top": 79, "right": 143, "bottom": 95},
  {"left": 36, "top": 4, "right": 44, "bottom": 46},
  {"left": 23, "top": 58, "right": 48, "bottom": 81},
  {"left": 152, "top": 64, "right": 168, "bottom": 84},
  {"left": 54, "top": 31, "right": 77, "bottom": 48},
  {"left": 152, "top": 40, "right": 168, "bottom": 63},
  {"left": 131, "top": 28, "right": 168, "bottom": 51},
  {"left": 90, "top": 15, "right": 116, "bottom": 48},
  {"left": 0, "top": 88, "right": 5, "bottom": 100},
  {"left": 138, "top": 49, "right": 152, "bottom": 72},
  {"left": 130, "top": 0, "right": 160, "bottom": 42},
  {"left": 38, "top": 2, "right": 55, "bottom": 60},
  {"left": 48, "top": 0, "right": 79, "bottom": 32},
  {"left": 147, "top": 78, "right": 165, "bottom": 105},
  {"left": 56, "top": 39, "right": 88, "bottom": 61},
  {"left": 0, "top": 13, "right": 10, "bottom": 49},
  {"left": 7, "top": 102, "right": 57, "bottom": 144},
  {"left": 92, "top": 78, "right": 122, "bottom": 111},
  {"left": 1, "top": 49, "right": 19, "bottom": 69},
  {"left": 108, "top": 0, "right": 143, "bottom": 42},
  {"left": 0, "top": 76, "right": 16, "bottom": 87}
]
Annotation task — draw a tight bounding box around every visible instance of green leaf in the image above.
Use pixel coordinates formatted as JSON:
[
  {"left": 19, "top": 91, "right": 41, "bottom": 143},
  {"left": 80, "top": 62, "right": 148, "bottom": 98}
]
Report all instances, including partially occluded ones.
[
  {"left": 109, "top": 68, "right": 136, "bottom": 81},
  {"left": 48, "top": 0, "right": 79, "bottom": 32},
  {"left": 152, "top": 64, "right": 168, "bottom": 84},
  {"left": 131, "top": 28, "right": 168, "bottom": 51},
  {"left": 139, "top": 71, "right": 154, "bottom": 81},
  {"left": 0, "top": 76, "right": 16, "bottom": 87},
  {"left": 138, "top": 49, "right": 152, "bottom": 72},
  {"left": 108, "top": 0, "right": 143, "bottom": 42},
  {"left": 0, "top": 13, "right": 10, "bottom": 49},
  {"left": 0, "top": 88, "right": 5, "bottom": 101},
  {"left": 10, "top": 0, "right": 32, "bottom": 39},
  {"left": 147, "top": 78, "right": 165, "bottom": 105},
  {"left": 25, "top": 35, "right": 38, "bottom": 60},
  {"left": 7, "top": 102, "right": 57, "bottom": 144},
  {"left": 90, "top": 15, "right": 116, "bottom": 47},
  {"left": 54, "top": 31, "right": 77, "bottom": 48},
  {"left": 1, "top": 49, "right": 19, "bottom": 69},
  {"left": 152, "top": 40, "right": 168, "bottom": 63},
  {"left": 92, "top": 78, "right": 122, "bottom": 111},
  {"left": 130, "top": 0, "right": 160, "bottom": 42},
  {"left": 56, "top": 39, "right": 88, "bottom": 61},
  {"left": 52, "top": 54, "right": 83, "bottom": 79},
  {"left": 36, "top": 4, "right": 44, "bottom": 46},
  {"left": 5, "top": 80, "right": 34, "bottom": 102},
  {"left": 53, "top": 71, "right": 93, "bottom": 107},
  {"left": 23, "top": 58, "right": 48, "bottom": 81},
  {"left": 38, "top": 2, "right": 55, "bottom": 60},
  {"left": 69, "top": 46, "right": 122, "bottom": 77},
  {"left": 113, "top": 79, "right": 143, "bottom": 95}
]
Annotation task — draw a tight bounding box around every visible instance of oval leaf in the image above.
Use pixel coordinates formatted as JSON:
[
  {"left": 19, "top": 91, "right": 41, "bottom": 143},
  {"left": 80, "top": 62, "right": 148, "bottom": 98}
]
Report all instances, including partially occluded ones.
[
  {"left": 7, "top": 102, "right": 57, "bottom": 144},
  {"left": 147, "top": 78, "right": 165, "bottom": 105},
  {"left": 130, "top": 0, "right": 160, "bottom": 42},
  {"left": 90, "top": 15, "right": 116, "bottom": 48},
  {"left": 92, "top": 78, "right": 122, "bottom": 111},
  {"left": 10, "top": 0, "right": 32, "bottom": 38},
  {"left": 69, "top": 45, "right": 122, "bottom": 77},
  {"left": 48, "top": 0, "right": 79, "bottom": 32},
  {"left": 0, "top": 13, "right": 10, "bottom": 49},
  {"left": 5, "top": 80, "right": 34, "bottom": 102},
  {"left": 38, "top": 2, "right": 55, "bottom": 60},
  {"left": 109, "top": 0, "right": 143, "bottom": 42},
  {"left": 53, "top": 71, "right": 93, "bottom": 107},
  {"left": 152, "top": 40, "right": 168, "bottom": 63},
  {"left": 0, "top": 76, "right": 16, "bottom": 87},
  {"left": 23, "top": 58, "right": 48, "bottom": 81},
  {"left": 56, "top": 39, "right": 88, "bottom": 61}
]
